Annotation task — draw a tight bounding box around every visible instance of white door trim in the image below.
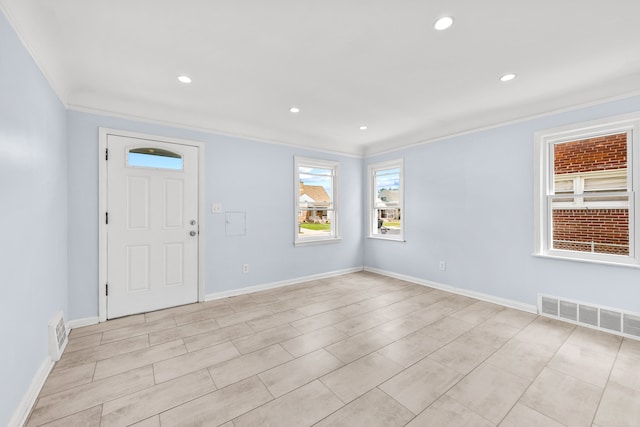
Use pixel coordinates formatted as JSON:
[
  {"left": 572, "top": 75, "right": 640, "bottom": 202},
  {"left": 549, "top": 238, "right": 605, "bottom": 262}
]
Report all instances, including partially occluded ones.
[{"left": 98, "top": 128, "right": 206, "bottom": 322}]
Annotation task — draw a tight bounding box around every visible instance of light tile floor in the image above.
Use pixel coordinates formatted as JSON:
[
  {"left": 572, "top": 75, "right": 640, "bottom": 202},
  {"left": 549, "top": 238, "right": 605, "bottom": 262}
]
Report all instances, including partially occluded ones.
[{"left": 26, "top": 272, "right": 640, "bottom": 426}]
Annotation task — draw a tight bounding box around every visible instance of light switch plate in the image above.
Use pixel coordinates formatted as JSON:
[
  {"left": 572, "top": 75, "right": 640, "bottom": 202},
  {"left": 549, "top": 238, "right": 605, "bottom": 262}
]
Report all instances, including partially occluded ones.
[{"left": 211, "top": 203, "right": 223, "bottom": 213}]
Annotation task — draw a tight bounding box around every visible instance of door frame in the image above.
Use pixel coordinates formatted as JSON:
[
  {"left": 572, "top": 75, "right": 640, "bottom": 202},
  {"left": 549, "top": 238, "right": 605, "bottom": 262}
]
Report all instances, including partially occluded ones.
[{"left": 98, "top": 128, "right": 206, "bottom": 322}]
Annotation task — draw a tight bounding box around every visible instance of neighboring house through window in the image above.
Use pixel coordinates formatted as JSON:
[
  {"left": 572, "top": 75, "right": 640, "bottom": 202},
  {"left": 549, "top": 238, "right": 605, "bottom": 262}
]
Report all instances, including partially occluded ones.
[
  {"left": 534, "top": 113, "right": 640, "bottom": 265},
  {"left": 295, "top": 156, "right": 339, "bottom": 245},
  {"left": 369, "top": 159, "right": 404, "bottom": 240}
]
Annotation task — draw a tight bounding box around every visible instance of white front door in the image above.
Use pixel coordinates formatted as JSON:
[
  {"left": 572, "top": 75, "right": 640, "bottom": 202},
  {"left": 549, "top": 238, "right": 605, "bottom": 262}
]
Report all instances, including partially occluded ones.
[{"left": 106, "top": 134, "right": 199, "bottom": 319}]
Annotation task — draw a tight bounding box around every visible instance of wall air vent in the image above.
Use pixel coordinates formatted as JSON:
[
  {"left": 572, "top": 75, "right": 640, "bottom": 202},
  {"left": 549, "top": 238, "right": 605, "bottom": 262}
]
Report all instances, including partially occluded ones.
[
  {"left": 559, "top": 301, "right": 578, "bottom": 321},
  {"left": 49, "top": 311, "right": 68, "bottom": 361},
  {"left": 538, "top": 294, "right": 639, "bottom": 340},
  {"left": 541, "top": 296, "right": 559, "bottom": 316},
  {"left": 623, "top": 314, "right": 640, "bottom": 338}
]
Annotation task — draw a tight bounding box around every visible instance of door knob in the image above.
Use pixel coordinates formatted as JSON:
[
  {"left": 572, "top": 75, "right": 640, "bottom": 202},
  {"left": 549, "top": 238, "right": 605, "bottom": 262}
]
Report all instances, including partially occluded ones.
[
  {"left": 190, "top": 220, "right": 197, "bottom": 225},
  {"left": 190, "top": 231, "right": 197, "bottom": 236}
]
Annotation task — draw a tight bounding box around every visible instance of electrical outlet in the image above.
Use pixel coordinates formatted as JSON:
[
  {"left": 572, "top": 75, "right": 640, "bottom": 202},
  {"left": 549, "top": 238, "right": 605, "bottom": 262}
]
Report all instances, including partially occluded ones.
[
  {"left": 242, "top": 263, "right": 249, "bottom": 273},
  {"left": 439, "top": 261, "right": 446, "bottom": 271}
]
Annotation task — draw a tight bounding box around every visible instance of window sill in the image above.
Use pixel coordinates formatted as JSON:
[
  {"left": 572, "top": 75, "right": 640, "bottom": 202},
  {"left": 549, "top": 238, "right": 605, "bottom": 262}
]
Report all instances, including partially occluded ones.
[
  {"left": 294, "top": 237, "right": 342, "bottom": 247},
  {"left": 367, "top": 235, "right": 405, "bottom": 242},
  {"left": 532, "top": 252, "right": 640, "bottom": 269}
]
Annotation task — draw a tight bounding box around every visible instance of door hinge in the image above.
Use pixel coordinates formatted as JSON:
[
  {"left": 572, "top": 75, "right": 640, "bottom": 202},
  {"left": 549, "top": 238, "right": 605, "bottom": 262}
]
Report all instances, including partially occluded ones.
[
  {"left": 105, "top": 148, "right": 109, "bottom": 160},
  {"left": 106, "top": 212, "right": 109, "bottom": 224},
  {"left": 106, "top": 283, "right": 109, "bottom": 296}
]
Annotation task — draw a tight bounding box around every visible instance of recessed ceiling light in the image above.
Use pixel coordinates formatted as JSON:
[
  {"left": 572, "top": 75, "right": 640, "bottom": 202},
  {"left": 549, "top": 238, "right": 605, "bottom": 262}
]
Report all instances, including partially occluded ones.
[
  {"left": 359, "top": 126, "right": 368, "bottom": 130},
  {"left": 289, "top": 107, "right": 300, "bottom": 113},
  {"left": 177, "top": 75, "right": 192, "bottom": 84},
  {"left": 500, "top": 73, "right": 516, "bottom": 82},
  {"left": 434, "top": 16, "right": 453, "bottom": 31}
]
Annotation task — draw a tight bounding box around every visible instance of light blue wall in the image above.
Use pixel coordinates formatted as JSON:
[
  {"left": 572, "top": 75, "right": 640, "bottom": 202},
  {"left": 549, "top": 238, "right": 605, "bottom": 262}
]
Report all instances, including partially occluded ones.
[
  {"left": 4, "top": 2, "right": 640, "bottom": 423},
  {"left": 0, "top": 11, "right": 68, "bottom": 427},
  {"left": 67, "top": 111, "right": 364, "bottom": 319},
  {"left": 365, "top": 95, "right": 640, "bottom": 313}
]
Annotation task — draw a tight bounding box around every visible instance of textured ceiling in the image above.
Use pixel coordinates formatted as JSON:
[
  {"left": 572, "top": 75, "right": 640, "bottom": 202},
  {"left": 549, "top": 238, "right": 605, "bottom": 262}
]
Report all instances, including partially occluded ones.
[{"left": 2, "top": 0, "right": 640, "bottom": 155}]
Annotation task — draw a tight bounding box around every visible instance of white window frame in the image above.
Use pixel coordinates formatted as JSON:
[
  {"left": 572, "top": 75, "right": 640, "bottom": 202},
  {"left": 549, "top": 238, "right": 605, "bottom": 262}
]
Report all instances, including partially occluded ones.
[
  {"left": 294, "top": 156, "right": 340, "bottom": 246},
  {"left": 534, "top": 112, "right": 640, "bottom": 266},
  {"left": 368, "top": 159, "right": 404, "bottom": 241}
]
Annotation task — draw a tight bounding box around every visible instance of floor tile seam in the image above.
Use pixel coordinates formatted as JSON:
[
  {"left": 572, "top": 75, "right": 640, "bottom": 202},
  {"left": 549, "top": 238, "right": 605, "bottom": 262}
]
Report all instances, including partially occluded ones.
[
  {"left": 231, "top": 333, "right": 304, "bottom": 355},
  {"left": 33, "top": 376, "right": 155, "bottom": 425},
  {"left": 153, "top": 311, "right": 225, "bottom": 331},
  {"left": 43, "top": 363, "right": 159, "bottom": 404},
  {"left": 523, "top": 364, "right": 605, "bottom": 425},
  {"left": 70, "top": 333, "right": 149, "bottom": 356},
  {"left": 64, "top": 334, "right": 105, "bottom": 354},
  {"left": 453, "top": 361, "right": 533, "bottom": 426},
  {"left": 544, "top": 325, "right": 618, "bottom": 391},
  {"left": 183, "top": 323, "right": 256, "bottom": 352},
  {"left": 258, "top": 349, "right": 348, "bottom": 388},
  {"left": 440, "top": 393, "right": 498, "bottom": 426},
  {"left": 102, "top": 378, "right": 218, "bottom": 426},
  {"left": 324, "top": 336, "right": 395, "bottom": 364},
  {"left": 27, "top": 403, "right": 105, "bottom": 427},
  {"left": 93, "top": 340, "right": 189, "bottom": 379},
  {"left": 206, "top": 343, "right": 295, "bottom": 380},
  {"left": 327, "top": 288, "right": 429, "bottom": 317},
  {"left": 515, "top": 400, "right": 568, "bottom": 427},
  {"left": 59, "top": 338, "right": 154, "bottom": 372},
  {"left": 307, "top": 383, "right": 385, "bottom": 426},
  {"left": 335, "top": 319, "right": 391, "bottom": 337},
  {"left": 558, "top": 339, "right": 622, "bottom": 362},
  {"left": 46, "top": 359, "right": 152, "bottom": 399},
  {"left": 325, "top": 350, "right": 404, "bottom": 393},
  {"left": 317, "top": 377, "right": 351, "bottom": 406},
  {"left": 588, "top": 337, "right": 626, "bottom": 426},
  {"left": 377, "top": 354, "right": 458, "bottom": 403},
  {"left": 427, "top": 324, "right": 519, "bottom": 377},
  {"left": 229, "top": 378, "right": 334, "bottom": 425},
  {"left": 297, "top": 291, "right": 393, "bottom": 317},
  {"left": 100, "top": 328, "right": 170, "bottom": 346},
  {"left": 146, "top": 324, "right": 225, "bottom": 346},
  {"left": 70, "top": 320, "right": 146, "bottom": 339},
  {"left": 43, "top": 360, "right": 98, "bottom": 391},
  {"left": 149, "top": 342, "right": 242, "bottom": 385},
  {"left": 143, "top": 302, "right": 208, "bottom": 322},
  {"left": 512, "top": 323, "right": 580, "bottom": 424},
  {"left": 438, "top": 338, "right": 530, "bottom": 424},
  {"left": 374, "top": 385, "right": 421, "bottom": 422}
]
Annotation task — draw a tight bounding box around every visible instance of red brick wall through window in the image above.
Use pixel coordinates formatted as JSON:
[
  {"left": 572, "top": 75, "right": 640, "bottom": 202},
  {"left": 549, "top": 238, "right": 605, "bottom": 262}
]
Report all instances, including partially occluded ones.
[
  {"left": 552, "top": 133, "right": 629, "bottom": 255},
  {"left": 554, "top": 133, "right": 627, "bottom": 174}
]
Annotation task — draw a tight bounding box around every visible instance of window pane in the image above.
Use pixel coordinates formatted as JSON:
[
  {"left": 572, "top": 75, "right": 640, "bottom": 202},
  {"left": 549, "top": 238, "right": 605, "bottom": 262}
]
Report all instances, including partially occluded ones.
[
  {"left": 553, "top": 133, "right": 627, "bottom": 177},
  {"left": 551, "top": 133, "right": 629, "bottom": 255},
  {"left": 297, "top": 160, "right": 336, "bottom": 242},
  {"left": 374, "top": 168, "right": 400, "bottom": 208},
  {"left": 128, "top": 148, "right": 183, "bottom": 170},
  {"left": 372, "top": 208, "right": 402, "bottom": 236},
  {"left": 552, "top": 195, "right": 629, "bottom": 256},
  {"left": 298, "top": 209, "right": 332, "bottom": 237},
  {"left": 299, "top": 168, "right": 333, "bottom": 209},
  {"left": 370, "top": 163, "right": 402, "bottom": 238}
]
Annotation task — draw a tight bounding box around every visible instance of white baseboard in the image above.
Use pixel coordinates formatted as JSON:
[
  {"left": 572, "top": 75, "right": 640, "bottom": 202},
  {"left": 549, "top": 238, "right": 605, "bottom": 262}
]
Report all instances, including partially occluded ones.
[
  {"left": 7, "top": 356, "right": 54, "bottom": 427},
  {"left": 205, "top": 267, "right": 364, "bottom": 302},
  {"left": 66, "top": 317, "right": 100, "bottom": 330},
  {"left": 364, "top": 266, "right": 537, "bottom": 314}
]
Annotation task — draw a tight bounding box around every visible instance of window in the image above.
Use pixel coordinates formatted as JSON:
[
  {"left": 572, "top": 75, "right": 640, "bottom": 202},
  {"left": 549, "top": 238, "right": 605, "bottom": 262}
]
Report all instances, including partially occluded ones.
[
  {"left": 295, "top": 157, "right": 339, "bottom": 245},
  {"left": 127, "top": 147, "right": 183, "bottom": 170},
  {"left": 534, "top": 113, "right": 640, "bottom": 265},
  {"left": 369, "top": 159, "right": 404, "bottom": 240}
]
